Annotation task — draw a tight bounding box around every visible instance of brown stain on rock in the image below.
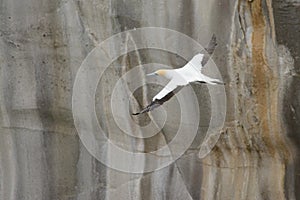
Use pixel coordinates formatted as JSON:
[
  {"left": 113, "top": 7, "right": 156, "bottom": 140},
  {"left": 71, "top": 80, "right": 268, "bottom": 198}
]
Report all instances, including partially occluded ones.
[
  {"left": 249, "top": 0, "right": 289, "bottom": 199},
  {"left": 202, "top": 1, "right": 291, "bottom": 199},
  {"left": 250, "top": 0, "right": 289, "bottom": 159}
]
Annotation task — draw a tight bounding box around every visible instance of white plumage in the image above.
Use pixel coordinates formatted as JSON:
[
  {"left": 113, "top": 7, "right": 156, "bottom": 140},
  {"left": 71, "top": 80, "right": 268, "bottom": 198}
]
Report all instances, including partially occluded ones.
[
  {"left": 132, "top": 34, "right": 223, "bottom": 115},
  {"left": 152, "top": 53, "right": 223, "bottom": 101}
]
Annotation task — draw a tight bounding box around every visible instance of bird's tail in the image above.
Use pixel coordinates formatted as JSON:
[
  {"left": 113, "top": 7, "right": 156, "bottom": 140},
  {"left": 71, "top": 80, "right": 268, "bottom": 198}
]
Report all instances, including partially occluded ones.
[
  {"left": 211, "top": 80, "right": 225, "bottom": 85},
  {"left": 204, "top": 77, "right": 225, "bottom": 85}
]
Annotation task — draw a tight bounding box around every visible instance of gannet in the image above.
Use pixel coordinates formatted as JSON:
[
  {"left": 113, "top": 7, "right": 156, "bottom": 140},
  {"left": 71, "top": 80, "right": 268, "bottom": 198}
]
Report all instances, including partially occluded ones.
[{"left": 132, "top": 34, "right": 224, "bottom": 115}]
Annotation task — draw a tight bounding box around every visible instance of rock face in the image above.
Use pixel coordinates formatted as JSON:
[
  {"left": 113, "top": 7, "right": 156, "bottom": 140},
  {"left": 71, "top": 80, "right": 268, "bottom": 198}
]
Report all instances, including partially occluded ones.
[{"left": 0, "top": 0, "right": 299, "bottom": 200}]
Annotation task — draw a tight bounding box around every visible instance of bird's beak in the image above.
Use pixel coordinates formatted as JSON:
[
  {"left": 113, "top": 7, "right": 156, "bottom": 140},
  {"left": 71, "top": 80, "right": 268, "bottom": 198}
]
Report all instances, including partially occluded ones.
[{"left": 146, "top": 72, "right": 156, "bottom": 76}]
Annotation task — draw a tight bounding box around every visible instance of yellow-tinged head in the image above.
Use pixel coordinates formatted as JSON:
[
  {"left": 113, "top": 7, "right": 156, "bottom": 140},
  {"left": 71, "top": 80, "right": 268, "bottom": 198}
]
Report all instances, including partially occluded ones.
[
  {"left": 147, "top": 69, "right": 171, "bottom": 79},
  {"left": 155, "top": 69, "right": 167, "bottom": 76},
  {"left": 147, "top": 69, "right": 167, "bottom": 76}
]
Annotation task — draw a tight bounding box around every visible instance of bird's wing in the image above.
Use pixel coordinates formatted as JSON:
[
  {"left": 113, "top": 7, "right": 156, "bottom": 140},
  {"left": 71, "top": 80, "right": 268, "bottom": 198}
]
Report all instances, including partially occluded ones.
[
  {"left": 186, "top": 53, "right": 205, "bottom": 71},
  {"left": 152, "top": 80, "right": 180, "bottom": 101},
  {"left": 132, "top": 81, "right": 183, "bottom": 115},
  {"left": 132, "top": 35, "right": 217, "bottom": 115},
  {"left": 184, "top": 34, "right": 217, "bottom": 72},
  {"left": 201, "top": 34, "right": 217, "bottom": 67}
]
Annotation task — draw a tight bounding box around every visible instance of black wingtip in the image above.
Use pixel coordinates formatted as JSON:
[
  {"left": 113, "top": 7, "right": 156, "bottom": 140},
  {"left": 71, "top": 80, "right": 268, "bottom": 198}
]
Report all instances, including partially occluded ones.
[
  {"left": 210, "top": 34, "right": 217, "bottom": 47},
  {"left": 211, "top": 33, "right": 216, "bottom": 40},
  {"left": 204, "top": 34, "right": 217, "bottom": 56}
]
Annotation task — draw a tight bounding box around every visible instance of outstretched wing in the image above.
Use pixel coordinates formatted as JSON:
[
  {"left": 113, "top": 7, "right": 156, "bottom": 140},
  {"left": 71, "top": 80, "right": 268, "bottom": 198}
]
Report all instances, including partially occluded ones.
[
  {"left": 201, "top": 34, "right": 217, "bottom": 66},
  {"left": 132, "top": 35, "right": 217, "bottom": 115},
  {"left": 132, "top": 81, "right": 183, "bottom": 115},
  {"left": 184, "top": 34, "right": 217, "bottom": 72}
]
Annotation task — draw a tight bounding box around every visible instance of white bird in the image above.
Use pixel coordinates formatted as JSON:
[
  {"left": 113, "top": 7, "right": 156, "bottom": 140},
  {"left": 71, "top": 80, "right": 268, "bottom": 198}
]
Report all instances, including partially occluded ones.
[{"left": 132, "top": 34, "right": 224, "bottom": 115}]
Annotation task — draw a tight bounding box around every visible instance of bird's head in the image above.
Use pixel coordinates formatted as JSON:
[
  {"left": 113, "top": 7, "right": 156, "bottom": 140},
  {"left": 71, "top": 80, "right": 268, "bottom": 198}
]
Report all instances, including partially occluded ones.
[{"left": 147, "top": 69, "right": 167, "bottom": 77}]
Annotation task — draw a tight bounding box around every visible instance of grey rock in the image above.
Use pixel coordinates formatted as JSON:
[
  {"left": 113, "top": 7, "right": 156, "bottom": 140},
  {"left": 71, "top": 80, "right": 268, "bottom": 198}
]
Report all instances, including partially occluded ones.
[{"left": 0, "top": 0, "right": 299, "bottom": 199}]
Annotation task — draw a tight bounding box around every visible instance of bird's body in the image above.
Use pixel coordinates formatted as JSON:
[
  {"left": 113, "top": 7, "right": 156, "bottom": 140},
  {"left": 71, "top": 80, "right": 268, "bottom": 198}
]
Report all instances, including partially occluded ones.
[{"left": 132, "top": 34, "right": 224, "bottom": 115}]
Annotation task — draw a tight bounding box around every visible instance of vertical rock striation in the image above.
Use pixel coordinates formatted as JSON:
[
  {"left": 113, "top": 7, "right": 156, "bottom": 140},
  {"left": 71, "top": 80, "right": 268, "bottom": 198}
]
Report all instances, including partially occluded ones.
[
  {"left": 0, "top": 0, "right": 299, "bottom": 199},
  {"left": 202, "top": 0, "right": 297, "bottom": 199}
]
